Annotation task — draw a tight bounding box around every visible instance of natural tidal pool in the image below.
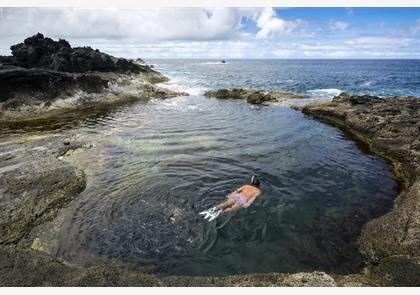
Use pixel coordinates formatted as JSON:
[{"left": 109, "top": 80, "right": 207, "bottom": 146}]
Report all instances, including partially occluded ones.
[{"left": 26, "top": 94, "right": 397, "bottom": 276}]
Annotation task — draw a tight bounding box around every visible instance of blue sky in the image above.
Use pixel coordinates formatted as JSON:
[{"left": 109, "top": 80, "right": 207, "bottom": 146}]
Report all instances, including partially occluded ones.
[{"left": 0, "top": 7, "right": 419, "bottom": 58}]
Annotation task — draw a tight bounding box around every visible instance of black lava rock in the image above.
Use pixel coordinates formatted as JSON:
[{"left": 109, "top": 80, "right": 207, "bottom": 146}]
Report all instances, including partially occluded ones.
[{"left": 0, "top": 33, "right": 152, "bottom": 74}]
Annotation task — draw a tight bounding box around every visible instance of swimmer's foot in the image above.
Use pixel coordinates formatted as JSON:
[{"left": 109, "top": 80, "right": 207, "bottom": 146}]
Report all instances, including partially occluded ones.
[{"left": 199, "top": 207, "right": 223, "bottom": 222}]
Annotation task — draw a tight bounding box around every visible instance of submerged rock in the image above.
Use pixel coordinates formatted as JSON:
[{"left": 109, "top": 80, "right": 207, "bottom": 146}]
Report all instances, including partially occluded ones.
[
  {"left": 204, "top": 88, "right": 309, "bottom": 105},
  {"left": 302, "top": 92, "right": 420, "bottom": 286}
]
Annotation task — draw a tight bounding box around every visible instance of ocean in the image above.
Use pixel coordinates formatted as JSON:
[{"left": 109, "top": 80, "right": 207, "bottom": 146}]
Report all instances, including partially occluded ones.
[{"left": 151, "top": 59, "right": 420, "bottom": 97}]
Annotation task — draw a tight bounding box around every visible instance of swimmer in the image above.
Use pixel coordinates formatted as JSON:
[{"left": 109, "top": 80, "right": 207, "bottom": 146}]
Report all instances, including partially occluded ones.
[{"left": 199, "top": 175, "right": 262, "bottom": 222}]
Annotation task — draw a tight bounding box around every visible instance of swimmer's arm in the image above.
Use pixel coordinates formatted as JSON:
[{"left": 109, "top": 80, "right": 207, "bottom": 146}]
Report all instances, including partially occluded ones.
[{"left": 234, "top": 186, "right": 245, "bottom": 193}]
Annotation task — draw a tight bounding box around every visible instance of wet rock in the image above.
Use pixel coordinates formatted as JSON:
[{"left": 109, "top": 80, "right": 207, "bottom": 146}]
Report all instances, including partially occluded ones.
[
  {"left": 204, "top": 88, "right": 309, "bottom": 105},
  {"left": 0, "top": 245, "right": 72, "bottom": 286},
  {"left": 0, "top": 244, "right": 340, "bottom": 286},
  {"left": 204, "top": 88, "right": 276, "bottom": 105},
  {"left": 302, "top": 93, "right": 420, "bottom": 286},
  {"left": 0, "top": 245, "right": 162, "bottom": 287},
  {"left": 0, "top": 135, "right": 86, "bottom": 245}
]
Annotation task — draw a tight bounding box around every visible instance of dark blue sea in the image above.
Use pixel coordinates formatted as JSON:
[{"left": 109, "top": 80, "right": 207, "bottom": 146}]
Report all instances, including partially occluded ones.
[{"left": 150, "top": 59, "right": 420, "bottom": 98}]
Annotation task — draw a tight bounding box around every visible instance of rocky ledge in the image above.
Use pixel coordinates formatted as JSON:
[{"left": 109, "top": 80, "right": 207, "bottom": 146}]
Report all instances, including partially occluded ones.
[
  {"left": 204, "top": 88, "right": 310, "bottom": 105},
  {"left": 300, "top": 93, "right": 420, "bottom": 286},
  {"left": 0, "top": 135, "right": 88, "bottom": 245},
  {"left": 0, "top": 34, "right": 185, "bottom": 127},
  {"left": 0, "top": 243, "right": 338, "bottom": 287}
]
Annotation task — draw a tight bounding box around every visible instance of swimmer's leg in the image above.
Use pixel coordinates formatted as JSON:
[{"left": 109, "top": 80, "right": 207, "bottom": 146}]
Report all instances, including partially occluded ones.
[
  {"left": 199, "top": 199, "right": 234, "bottom": 221},
  {"left": 216, "top": 199, "right": 236, "bottom": 210},
  {"left": 222, "top": 202, "right": 241, "bottom": 213}
]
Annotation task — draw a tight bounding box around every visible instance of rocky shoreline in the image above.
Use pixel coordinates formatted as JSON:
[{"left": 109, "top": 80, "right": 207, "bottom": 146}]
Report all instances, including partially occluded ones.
[
  {"left": 0, "top": 133, "right": 339, "bottom": 287},
  {"left": 1, "top": 35, "right": 419, "bottom": 286},
  {"left": 0, "top": 34, "right": 186, "bottom": 130},
  {"left": 300, "top": 93, "right": 419, "bottom": 286}
]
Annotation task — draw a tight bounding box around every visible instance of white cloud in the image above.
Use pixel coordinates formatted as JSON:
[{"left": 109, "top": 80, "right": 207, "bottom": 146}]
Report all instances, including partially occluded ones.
[
  {"left": 0, "top": 8, "right": 418, "bottom": 59},
  {"left": 255, "top": 8, "right": 301, "bottom": 39},
  {"left": 330, "top": 21, "right": 348, "bottom": 32},
  {"left": 0, "top": 8, "right": 262, "bottom": 42},
  {"left": 96, "top": 37, "right": 419, "bottom": 59},
  {"left": 344, "top": 36, "right": 412, "bottom": 47}
]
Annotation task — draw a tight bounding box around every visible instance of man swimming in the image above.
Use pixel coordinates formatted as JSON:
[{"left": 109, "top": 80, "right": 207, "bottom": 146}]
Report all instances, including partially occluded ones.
[{"left": 199, "top": 175, "right": 262, "bottom": 222}]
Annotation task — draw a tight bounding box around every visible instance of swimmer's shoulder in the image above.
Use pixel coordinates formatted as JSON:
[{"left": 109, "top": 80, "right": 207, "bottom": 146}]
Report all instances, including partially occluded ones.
[{"left": 241, "top": 184, "right": 261, "bottom": 194}]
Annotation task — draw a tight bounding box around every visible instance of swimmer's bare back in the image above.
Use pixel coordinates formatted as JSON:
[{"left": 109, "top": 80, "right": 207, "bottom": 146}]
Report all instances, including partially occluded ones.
[{"left": 199, "top": 175, "right": 262, "bottom": 222}]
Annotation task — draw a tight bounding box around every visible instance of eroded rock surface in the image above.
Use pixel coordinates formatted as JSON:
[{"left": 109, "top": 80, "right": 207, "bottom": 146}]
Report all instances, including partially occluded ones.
[{"left": 0, "top": 135, "right": 87, "bottom": 245}]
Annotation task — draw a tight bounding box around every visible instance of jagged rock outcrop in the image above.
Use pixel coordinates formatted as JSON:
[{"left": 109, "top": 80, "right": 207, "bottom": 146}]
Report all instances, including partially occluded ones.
[
  {"left": 0, "top": 34, "right": 185, "bottom": 127},
  {"left": 0, "top": 33, "right": 151, "bottom": 74}
]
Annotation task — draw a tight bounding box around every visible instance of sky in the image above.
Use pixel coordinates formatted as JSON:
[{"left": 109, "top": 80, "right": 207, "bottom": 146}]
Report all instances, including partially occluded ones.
[{"left": 0, "top": 7, "right": 419, "bottom": 59}]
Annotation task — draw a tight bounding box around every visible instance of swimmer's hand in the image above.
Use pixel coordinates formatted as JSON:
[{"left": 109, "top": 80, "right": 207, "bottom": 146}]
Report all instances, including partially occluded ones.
[{"left": 199, "top": 207, "right": 223, "bottom": 222}]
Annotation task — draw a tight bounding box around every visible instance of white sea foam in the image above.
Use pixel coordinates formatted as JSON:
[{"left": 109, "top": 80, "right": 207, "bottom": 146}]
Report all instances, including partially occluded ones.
[
  {"left": 306, "top": 88, "right": 343, "bottom": 97},
  {"left": 158, "top": 76, "right": 208, "bottom": 96}
]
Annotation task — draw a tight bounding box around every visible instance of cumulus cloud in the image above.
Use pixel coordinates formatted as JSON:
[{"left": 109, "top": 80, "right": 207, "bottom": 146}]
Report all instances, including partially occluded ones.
[
  {"left": 0, "top": 7, "right": 418, "bottom": 59},
  {"left": 330, "top": 21, "right": 348, "bottom": 32},
  {"left": 255, "top": 8, "right": 302, "bottom": 38},
  {"left": 0, "top": 7, "right": 262, "bottom": 42}
]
